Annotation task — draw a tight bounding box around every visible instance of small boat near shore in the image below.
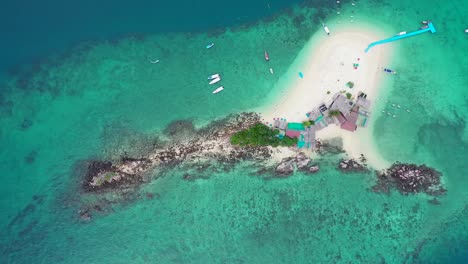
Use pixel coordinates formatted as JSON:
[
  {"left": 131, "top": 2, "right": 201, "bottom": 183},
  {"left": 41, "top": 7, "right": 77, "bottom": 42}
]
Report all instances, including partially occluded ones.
[
  {"left": 264, "top": 51, "right": 269, "bottom": 61},
  {"left": 212, "top": 86, "right": 224, "bottom": 94},
  {"left": 209, "top": 77, "right": 221, "bottom": 85},
  {"left": 208, "top": 73, "right": 220, "bottom": 80},
  {"left": 322, "top": 23, "right": 330, "bottom": 35},
  {"left": 206, "top": 43, "right": 215, "bottom": 49},
  {"left": 269, "top": 68, "right": 274, "bottom": 74},
  {"left": 396, "top": 31, "right": 407, "bottom": 36},
  {"left": 384, "top": 68, "right": 397, "bottom": 74}
]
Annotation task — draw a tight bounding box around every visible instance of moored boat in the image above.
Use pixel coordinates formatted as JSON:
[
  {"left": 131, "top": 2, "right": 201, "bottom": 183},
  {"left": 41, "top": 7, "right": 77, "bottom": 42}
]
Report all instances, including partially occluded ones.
[
  {"left": 322, "top": 23, "right": 330, "bottom": 35},
  {"left": 396, "top": 31, "right": 407, "bottom": 36},
  {"left": 209, "top": 77, "right": 221, "bottom": 85},
  {"left": 465, "top": 29, "right": 468, "bottom": 33},
  {"left": 269, "top": 68, "right": 274, "bottom": 74},
  {"left": 212, "top": 86, "right": 224, "bottom": 94},
  {"left": 208, "top": 73, "right": 220, "bottom": 80},
  {"left": 264, "top": 51, "right": 269, "bottom": 61},
  {"left": 206, "top": 43, "right": 215, "bottom": 49}
]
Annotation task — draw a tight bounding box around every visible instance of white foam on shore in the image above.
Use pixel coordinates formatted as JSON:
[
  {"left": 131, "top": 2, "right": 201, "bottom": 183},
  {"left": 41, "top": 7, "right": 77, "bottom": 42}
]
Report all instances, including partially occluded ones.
[{"left": 257, "top": 22, "right": 394, "bottom": 170}]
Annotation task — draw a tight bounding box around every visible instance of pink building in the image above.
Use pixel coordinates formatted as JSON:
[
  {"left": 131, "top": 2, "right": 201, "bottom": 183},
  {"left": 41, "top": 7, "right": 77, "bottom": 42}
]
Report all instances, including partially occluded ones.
[{"left": 285, "top": 130, "right": 301, "bottom": 138}]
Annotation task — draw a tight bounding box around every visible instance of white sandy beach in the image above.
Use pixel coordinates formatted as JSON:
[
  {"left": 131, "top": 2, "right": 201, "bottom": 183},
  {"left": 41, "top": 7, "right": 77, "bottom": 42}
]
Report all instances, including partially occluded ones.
[{"left": 260, "top": 24, "right": 394, "bottom": 170}]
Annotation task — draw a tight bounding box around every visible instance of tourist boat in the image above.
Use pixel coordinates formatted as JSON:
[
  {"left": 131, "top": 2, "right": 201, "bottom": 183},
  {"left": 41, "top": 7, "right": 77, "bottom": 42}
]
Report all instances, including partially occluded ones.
[
  {"left": 206, "top": 43, "right": 215, "bottom": 49},
  {"left": 207, "top": 73, "right": 220, "bottom": 80},
  {"left": 269, "top": 68, "right": 274, "bottom": 74},
  {"left": 264, "top": 51, "right": 269, "bottom": 61},
  {"left": 465, "top": 29, "right": 468, "bottom": 33},
  {"left": 212, "top": 86, "right": 224, "bottom": 94},
  {"left": 396, "top": 31, "right": 407, "bottom": 36},
  {"left": 384, "top": 68, "right": 397, "bottom": 74},
  {"left": 322, "top": 23, "right": 330, "bottom": 35},
  {"left": 209, "top": 76, "right": 221, "bottom": 85}
]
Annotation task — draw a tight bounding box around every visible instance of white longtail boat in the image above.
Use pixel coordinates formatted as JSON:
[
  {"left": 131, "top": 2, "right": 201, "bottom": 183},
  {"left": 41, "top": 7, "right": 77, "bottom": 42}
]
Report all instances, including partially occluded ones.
[
  {"left": 206, "top": 43, "right": 215, "bottom": 49},
  {"left": 322, "top": 23, "right": 330, "bottom": 35},
  {"left": 208, "top": 73, "right": 220, "bottom": 80},
  {"left": 209, "top": 77, "right": 221, "bottom": 85},
  {"left": 212, "top": 86, "right": 224, "bottom": 94}
]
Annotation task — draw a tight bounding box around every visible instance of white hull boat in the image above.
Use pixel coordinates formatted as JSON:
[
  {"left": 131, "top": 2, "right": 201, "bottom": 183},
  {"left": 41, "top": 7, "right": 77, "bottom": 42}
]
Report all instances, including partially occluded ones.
[
  {"left": 208, "top": 73, "right": 220, "bottom": 80},
  {"left": 206, "top": 43, "right": 215, "bottom": 49},
  {"left": 322, "top": 23, "right": 330, "bottom": 35},
  {"left": 212, "top": 86, "right": 224, "bottom": 94},
  {"left": 209, "top": 77, "right": 221, "bottom": 85},
  {"left": 396, "top": 31, "right": 407, "bottom": 36}
]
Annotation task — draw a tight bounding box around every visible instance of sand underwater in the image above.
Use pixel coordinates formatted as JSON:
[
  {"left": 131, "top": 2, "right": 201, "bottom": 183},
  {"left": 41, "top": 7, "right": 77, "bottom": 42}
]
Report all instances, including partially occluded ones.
[{"left": 0, "top": 0, "right": 467, "bottom": 263}]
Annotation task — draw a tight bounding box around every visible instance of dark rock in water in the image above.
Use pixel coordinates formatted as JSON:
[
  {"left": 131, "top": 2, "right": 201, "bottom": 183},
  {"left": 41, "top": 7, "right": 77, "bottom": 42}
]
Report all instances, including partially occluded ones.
[
  {"left": 163, "top": 120, "right": 196, "bottom": 139},
  {"left": 24, "top": 150, "right": 38, "bottom": 164},
  {"left": 316, "top": 138, "right": 345, "bottom": 155},
  {"left": 274, "top": 152, "right": 316, "bottom": 176},
  {"left": 20, "top": 118, "right": 33, "bottom": 130},
  {"left": 373, "top": 163, "right": 445, "bottom": 196},
  {"left": 146, "top": 192, "right": 154, "bottom": 199},
  {"left": 296, "top": 152, "right": 310, "bottom": 169},
  {"left": 309, "top": 165, "right": 320, "bottom": 173},
  {"left": 275, "top": 158, "right": 295, "bottom": 176},
  {"left": 93, "top": 205, "right": 103, "bottom": 212},
  {"left": 183, "top": 173, "right": 192, "bottom": 180},
  {"left": 78, "top": 209, "right": 92, "bottom": 222},
  {"left": 428, "top": 198, "right": 441, "bottom": 205},
  {"left": 86, "top": 161, "right": 113, "bottom": 181},
  {"left": 338, "top": 159, "right": 367, "bottom": 173}
]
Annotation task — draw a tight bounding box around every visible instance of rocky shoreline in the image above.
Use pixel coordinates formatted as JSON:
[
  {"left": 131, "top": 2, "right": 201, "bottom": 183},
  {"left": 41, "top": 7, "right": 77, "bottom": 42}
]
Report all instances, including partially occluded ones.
[
  {"left": 82, "top": 112, "right": 446, "bottom": 201},
  {"left": 83, "top": 113, "right": 276, "bottom": 192}
]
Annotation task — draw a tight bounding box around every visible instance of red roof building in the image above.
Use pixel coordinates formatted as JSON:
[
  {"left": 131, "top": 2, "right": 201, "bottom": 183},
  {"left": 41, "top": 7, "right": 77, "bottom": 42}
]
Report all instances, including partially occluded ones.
[
  {"left": 340, "top": 111, "right": 359, "bottom": 132},
  {"left": 285, "top": 130, "right": 301, "bottom": 138}
]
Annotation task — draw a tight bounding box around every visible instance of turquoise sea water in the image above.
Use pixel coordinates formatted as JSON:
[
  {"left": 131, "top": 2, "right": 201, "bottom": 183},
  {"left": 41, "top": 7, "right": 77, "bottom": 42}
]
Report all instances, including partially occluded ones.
[{"left": 1, "top": 0, "right": 467, "bottom": 263}]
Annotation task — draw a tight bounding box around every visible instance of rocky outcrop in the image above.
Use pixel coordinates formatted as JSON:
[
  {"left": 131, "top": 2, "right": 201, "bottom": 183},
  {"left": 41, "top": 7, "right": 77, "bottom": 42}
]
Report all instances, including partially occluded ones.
[
  {"left": 275, "top": 158, "right": 295, "bottom": 176},
  {"left": 275, "top": 152, "right": 318, "bottom": 176},
  {"left": 372, "top": 163, "right": 445, "bottom": 196},
  {"left": 84, "top": 113, "right": 273, "bottom": 191},
  {"left": 338, "top": 159, "right": 367, "bottom": 173},
  {"left": 309, "top": 165, "right": 320, "bottom": 173},
  {"left": 296, "top": 152, "right": 310, "bottom": 169}
]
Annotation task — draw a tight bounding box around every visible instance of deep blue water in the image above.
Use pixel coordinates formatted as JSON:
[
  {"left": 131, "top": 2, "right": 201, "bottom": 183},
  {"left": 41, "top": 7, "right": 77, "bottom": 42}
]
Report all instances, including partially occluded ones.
[{"left": 0, "top": 0, "right": 301, "bottom": 73}]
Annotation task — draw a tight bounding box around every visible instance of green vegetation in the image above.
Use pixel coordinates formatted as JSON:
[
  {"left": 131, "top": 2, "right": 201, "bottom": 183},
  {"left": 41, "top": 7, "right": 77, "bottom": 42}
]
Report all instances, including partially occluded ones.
[
  {"left": 328, "top": 110, "right": 341, "bottom": 117},
  {"left": 104, "top": 172, "right": 116, "bottom": 182},
  {"left": 326, "top": 91, "right": 331, "bottom": 94},
  {"left": 346, "top": 81, "right": 354, "bottom": 88},
  {"left": 230, "top": 123, "right": 298, "bottom": 147},
  {"left": 346, "top": 92, "right": 352, "bottom": 99},
  {"left": 302, "top": 120, "right": 315, "bottom": 127}
]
